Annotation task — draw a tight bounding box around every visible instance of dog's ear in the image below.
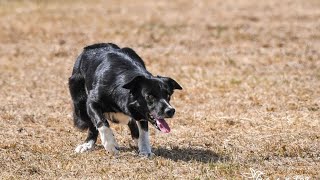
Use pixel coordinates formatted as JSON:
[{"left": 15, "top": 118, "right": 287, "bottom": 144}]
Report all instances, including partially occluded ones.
[
  {"left": 123, "top": 76, "right": 145, "bottom": 90},
  {"left": 159, "top": 76, "right": 182, "bottom": 90},
  {"left": 167, "top": 77, "right": 182, "bottom": 90}
]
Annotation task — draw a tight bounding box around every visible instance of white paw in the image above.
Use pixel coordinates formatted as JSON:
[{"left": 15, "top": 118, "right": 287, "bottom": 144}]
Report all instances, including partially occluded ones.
[
  {"left": 138, "top": 143, "right": 152, "bottom": 157},
  {"left": 114, "top": 140, "right": 120, "bottom": 149},
  {"left": 103, "top": 142, "right": 119, "bottom": 155},
  {"left": 139, "top": 151, "right": 154, "bottom": 158},
  {"left": 75, "top": 140, "right": 95, "bottom": 153}
]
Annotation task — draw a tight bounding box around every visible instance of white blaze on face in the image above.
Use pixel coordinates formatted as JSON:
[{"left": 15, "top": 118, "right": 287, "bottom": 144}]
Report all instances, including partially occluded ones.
[{"left": 161, "top": 98, "right": 172, "bottom": 110}]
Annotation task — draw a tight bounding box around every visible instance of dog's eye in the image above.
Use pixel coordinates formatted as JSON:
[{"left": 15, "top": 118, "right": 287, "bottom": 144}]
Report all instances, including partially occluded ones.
[{"left": 147, "top": 95, "right": 155, "bottom": 101}]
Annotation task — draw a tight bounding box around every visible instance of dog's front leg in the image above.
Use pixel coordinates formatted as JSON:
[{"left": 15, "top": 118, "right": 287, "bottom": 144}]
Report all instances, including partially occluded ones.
[
  {"left": 97, "top": 124, "right": 119, "bottom": 155},
  {"left": 137, "top": 121, "right": 153, "bottom": 157},
  {"left": 87, "top": 98, "right": 119, "bottom": 155}
]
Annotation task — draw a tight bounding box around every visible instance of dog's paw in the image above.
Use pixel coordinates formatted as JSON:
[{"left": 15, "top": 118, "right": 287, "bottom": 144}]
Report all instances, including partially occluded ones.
[
  {"left": 104, "top": 143, "right": 119, "bottom": 155},
  {"left": 75, "top": 141, "right": 95, "bottom": 153},
  {"left": 114, "top": 140, "right": 120, "bottom": 149},
  {"left": 139, "top": 151, "right": 155, "bottom": 158}
]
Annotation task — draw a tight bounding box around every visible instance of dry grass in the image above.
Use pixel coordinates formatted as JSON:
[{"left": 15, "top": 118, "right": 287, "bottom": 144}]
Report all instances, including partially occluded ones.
[{"left": 0, "top": 0, "right": 319, "bottom": 179}]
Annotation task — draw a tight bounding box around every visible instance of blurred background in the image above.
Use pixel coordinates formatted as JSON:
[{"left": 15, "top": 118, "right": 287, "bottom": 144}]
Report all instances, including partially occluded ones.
[{"left": 0, "top": 0, "right": 319, "bottom": 179}]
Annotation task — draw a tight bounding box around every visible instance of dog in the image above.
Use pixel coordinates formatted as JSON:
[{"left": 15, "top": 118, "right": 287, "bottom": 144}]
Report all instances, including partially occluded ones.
[{"left": 68, "top": 43, "right": 182, "bottom": 156}]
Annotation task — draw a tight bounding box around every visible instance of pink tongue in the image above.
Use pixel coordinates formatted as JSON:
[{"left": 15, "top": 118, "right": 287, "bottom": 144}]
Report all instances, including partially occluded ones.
[{"left": 156, "top": 119, "right": 170, "bottom": 133}]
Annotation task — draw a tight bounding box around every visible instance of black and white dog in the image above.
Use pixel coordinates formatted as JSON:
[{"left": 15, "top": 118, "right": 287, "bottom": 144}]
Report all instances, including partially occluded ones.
[{"left": 68, "top": 43, "right": 182, "bottom": 156}]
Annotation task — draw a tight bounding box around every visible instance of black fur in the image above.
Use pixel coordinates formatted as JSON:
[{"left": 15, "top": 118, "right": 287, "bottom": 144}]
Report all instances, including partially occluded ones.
[
  {"left": 68, "top": 43, "right": 182, "bottom": 144},
  {"left": 128, "top": 118, "right": 139, "bottom": 140}
]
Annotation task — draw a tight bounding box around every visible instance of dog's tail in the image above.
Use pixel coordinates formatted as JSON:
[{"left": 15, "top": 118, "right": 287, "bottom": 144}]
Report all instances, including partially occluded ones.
[{"left": 68, "top": 56, "right": 92, "bottom": 130}]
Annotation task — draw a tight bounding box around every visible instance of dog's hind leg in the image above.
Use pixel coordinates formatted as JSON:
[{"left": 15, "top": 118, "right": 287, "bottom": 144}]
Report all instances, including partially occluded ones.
[
  {"left": 69, "top": 73, "right": 91, "bottom": 130},
  {"left": 75, "top": 125, "right": 98, "bottom": 153},
  {"left": 69, "top": 70, "right": 98, "bottom": 153}
]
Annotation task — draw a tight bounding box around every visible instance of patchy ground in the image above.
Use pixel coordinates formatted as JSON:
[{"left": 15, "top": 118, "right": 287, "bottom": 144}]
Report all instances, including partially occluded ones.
[{"left": 0, "top": 0, "right": 319, "bottom": 179}]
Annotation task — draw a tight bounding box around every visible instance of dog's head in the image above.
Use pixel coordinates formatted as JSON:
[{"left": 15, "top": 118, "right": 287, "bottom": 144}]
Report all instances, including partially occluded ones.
[{"left": 123, "top": 75, "right": 182, "bottom": 133}]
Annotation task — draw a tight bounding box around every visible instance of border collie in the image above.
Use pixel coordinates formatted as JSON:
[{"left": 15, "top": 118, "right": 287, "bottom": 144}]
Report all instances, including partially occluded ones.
[{"left": 68, "top": 43, "right": 182, "bottom": 156}]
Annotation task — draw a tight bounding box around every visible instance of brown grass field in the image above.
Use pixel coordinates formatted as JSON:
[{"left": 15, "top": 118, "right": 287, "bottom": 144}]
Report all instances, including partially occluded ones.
[{"left": 0, "top": 0, "right": 319, "bottom": 179}]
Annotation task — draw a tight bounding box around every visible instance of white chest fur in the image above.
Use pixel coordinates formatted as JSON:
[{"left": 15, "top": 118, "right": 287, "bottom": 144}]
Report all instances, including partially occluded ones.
[{"left": 104, "top": 112, "right": 130, "bottom": 124}]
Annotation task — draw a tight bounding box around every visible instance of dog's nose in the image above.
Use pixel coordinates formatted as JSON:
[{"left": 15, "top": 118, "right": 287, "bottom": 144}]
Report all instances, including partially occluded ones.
[{"left": 165, "top": 108, "right": 175, "bottom": 118}]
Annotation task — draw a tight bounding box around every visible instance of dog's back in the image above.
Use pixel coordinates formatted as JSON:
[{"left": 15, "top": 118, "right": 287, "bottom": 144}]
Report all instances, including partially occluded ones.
[
  {"left": 78, "top": 43, "right": 146, "bottom": 77},
  {"left": 84, "top": 43, "right": 120, "bottom": 51}
]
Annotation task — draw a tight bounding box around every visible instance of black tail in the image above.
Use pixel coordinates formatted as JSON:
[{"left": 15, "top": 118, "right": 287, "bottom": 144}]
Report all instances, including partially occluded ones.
[{"left": 68, "top": 58, "right": 92, "bottom": 130}]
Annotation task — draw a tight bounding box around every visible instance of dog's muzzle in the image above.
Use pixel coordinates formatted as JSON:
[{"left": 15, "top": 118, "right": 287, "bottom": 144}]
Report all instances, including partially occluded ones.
[{"left": 147, "top": 113, "right": 170, "bottom": 133}]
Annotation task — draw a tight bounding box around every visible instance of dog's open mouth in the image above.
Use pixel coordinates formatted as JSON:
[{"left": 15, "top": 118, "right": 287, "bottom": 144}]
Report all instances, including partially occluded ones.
[{"left": 147, "top": 113, "right": 170, "bottom": 133}]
